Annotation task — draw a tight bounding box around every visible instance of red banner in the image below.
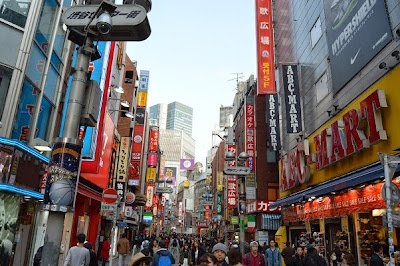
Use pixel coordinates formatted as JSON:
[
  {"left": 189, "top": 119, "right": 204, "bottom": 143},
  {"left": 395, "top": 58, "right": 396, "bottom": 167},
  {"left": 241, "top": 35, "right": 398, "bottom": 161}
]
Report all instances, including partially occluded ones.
[
  {"left": 149, "top": 127, "right": 159, "bottom": 152},
  {"left": 227, "top": 145, "right": 237, "bottom": 167},
  {"left": 245, "top": 103, "right": 256, "bottom": 171},
  {"left": 145, "top": 183, "right": 155, "bottom": 211},
  {"left": 255, "top": 0, "right": 276, "bottom": 94},
  {"left": 129, "top": 125, "right": 144, "bottom": 185},
  {"left": 246, "top": 200, "right": 281, "bottom": 214},
  {"left": 227, "top": 176, "right": 237, "bottom": 208},
  {"left": 282, "top": 182, "right": 392, "bottom": 223},
  {"left": 147, "top": 153, "right": 158, "bottom": 167}
]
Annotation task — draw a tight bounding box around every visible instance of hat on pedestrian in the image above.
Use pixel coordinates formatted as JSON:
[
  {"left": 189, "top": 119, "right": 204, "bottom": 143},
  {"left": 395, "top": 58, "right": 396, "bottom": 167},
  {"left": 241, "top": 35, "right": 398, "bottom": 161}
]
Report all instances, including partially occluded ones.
[
  {"left": 250, "top": 241, "right": 259, "bottom": 247},
  {"left": 128, "top": 252, "right": 152, "bottom": 266},
  {"left": 212, "top": 243, "right": 228, "bottom": 254},
  {"left": 306, "top": 244, "right": 315, "bottom": 252},
  {"left": 159, "top": 240, "right": 167, "bottom": 248}
]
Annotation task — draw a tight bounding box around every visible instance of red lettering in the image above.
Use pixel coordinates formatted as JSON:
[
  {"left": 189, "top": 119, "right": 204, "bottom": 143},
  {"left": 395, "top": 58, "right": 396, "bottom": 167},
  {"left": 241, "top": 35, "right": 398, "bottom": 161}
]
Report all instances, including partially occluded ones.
[
  {"left": 330, "top": 120, "right": 345, "bottom": 163},
  {"left": 360, "top": 89, "right": 387, "bottom": 145},
  {"left": 296, "top": 141, "right": 309, "bottom": 184},
  {"left": 280, "top": 157, "right": 288, "bottom": 191},
  {"left": 288, "top": 150, "right": 298, "bottom": 189},
  {"left": 314, "top": 135, "right": 323, "bottom": 170},
  {"left": 343, "top": 109, "right": 366, "bottom": 156},
  {"left": 321, "top": 128, "right": 331, "bottom": 168}
]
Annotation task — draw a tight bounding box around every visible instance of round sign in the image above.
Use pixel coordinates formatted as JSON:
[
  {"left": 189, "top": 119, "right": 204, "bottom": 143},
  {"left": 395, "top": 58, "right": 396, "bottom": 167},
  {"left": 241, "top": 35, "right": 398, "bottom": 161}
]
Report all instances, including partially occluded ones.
[
  {"left": 125, "top": 192, "right": 136, "bottom": 204},
  {"left": 102, "top": 188, "right": 118, "bottom": 204},
  {"left": 381, "top": 182, "right": 400, "bottom": 207},
  {"left": 183, "top": 160, "right": 193, "bottom": 168},
  {"left": 134, "top": 135, "right": 142, "bottom": 143}
]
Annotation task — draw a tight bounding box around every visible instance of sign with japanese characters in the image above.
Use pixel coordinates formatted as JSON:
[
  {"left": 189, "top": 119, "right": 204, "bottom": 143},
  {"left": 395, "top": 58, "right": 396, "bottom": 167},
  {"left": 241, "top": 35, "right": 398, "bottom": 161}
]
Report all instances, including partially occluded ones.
[
  {"left": 217, "top": 194, "right": 222, "bottom": 215},
  {"left": 217, "top": 171, "right": 224, "bottom": 191},
  {"left": 226, "top": 145, "right": 237, "bottom": 167},
  {"left": 246, "top": 200, "right": 281, "bottom": 214},
  {"left": 146, "top": 167, "right": 156, "bottom": 183},
  {"left": 227, "top": 176, "right": 237, "bottom": 208},
  {"left": 159, "top": 155, "right": 165, "bottom": 178},
  {"left": 116, "top": 137, "right": 129, "bottom": 182},
  {"left": 138, "top": 70, "right": 150, "bottom": 92},
  {"left": 246, "top": 172, "right": 256, "bottom": 200},
  {"left": 149, "top": 126, "right": 159, "bottom": 152},
  {"left": 255, "top": 0, "right": 276, "bottom": 94},
  {"left": 282, "top": 65, "right": 302, "bottom": 133},
  {"left": 245, "top": 96, "right": 256, "bottom": 171},
  {"left": 147, "top": 153, "right": 158, "bottom": 167},
  {"left": 115, "top": 182, "right": 125, "bottom": 199},
  {"left": 145, "top": 183, "right": 155, "bottom": 210},
  {"left": 129, "top": 124, "right": 144, "bottom": 186},
  {"left": 266, "top": 94, "right": 281, "bottom": 151}
]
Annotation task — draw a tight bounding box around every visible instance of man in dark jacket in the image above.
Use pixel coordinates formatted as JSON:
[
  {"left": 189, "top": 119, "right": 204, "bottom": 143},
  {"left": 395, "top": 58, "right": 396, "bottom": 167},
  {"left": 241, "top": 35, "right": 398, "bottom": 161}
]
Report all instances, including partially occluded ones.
[
  {"left": 289, "top": 246, "right": 304, "bottom": 266},
  {"left": 303, "top": 245, "right": 326, "bottom": 266},
  {"left": 152, "top": 240, "right": 175, "bottom": 266},
  {"left": 370, "top": 243, "right": 384, "bottom": 266},
  {"left": 281, "top": 242, "right": 295, "bottom": 266},
  {"left": 212, "top": 243, "right": 230, "bottom": 266}
]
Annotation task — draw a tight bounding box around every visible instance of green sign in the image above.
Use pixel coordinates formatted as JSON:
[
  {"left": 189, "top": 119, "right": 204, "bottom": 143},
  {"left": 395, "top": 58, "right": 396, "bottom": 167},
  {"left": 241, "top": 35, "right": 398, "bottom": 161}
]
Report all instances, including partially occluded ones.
[
  {"left": 240, "top": 219, "right": 245, "bottom": 230},
  {"left": 231, "top": 216, "right": 239, "bottom": 225},
  {"left": 246, "top": 172, "right": 256, "bottom": 187},
  {"left": 217, "top": 194, "right": 222, "bottom": 215}
]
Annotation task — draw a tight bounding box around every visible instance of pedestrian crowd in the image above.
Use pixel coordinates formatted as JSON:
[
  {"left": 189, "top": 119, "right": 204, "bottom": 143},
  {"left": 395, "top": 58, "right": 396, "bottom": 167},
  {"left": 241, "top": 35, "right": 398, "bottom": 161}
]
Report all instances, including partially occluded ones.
[{"left": 62, "top": 232, "right": 387, "bottom": 266}]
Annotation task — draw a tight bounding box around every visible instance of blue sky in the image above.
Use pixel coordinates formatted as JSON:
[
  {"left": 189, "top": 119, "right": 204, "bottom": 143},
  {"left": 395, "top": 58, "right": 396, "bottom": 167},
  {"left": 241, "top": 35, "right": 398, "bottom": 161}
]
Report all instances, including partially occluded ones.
[{"left": 126, "top": 0, "right": 257, "bottom": 166}]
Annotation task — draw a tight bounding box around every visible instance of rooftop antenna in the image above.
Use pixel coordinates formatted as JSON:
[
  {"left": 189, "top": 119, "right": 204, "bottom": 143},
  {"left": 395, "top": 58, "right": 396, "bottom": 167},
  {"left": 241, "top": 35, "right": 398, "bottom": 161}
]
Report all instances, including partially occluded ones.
[{"left": 228, "top": 73, "right": 244, "bottom": 92}]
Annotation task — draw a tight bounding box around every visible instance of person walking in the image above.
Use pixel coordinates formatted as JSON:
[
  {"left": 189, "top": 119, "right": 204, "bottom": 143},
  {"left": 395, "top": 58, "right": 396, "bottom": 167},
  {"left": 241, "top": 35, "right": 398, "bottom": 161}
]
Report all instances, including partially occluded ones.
[
  {"left": 180, "top": 243, "right": 192, "bottom": 266},
  {"left": 63, "top": 233, "right": 90, "bottom": 266},
  {"left": 152, "top": 240, "right": 175, "bottom": 266},
  {"left": 264, "top": 240, "right": 281, "bottom": 266},
  {"left": 192, "top": 240, "right": 205, "bottom": 265},
  {"left": 370, "top": 243, "right": 384, "bottom": 266},
  {"left": 100, "top": 236, "right": 111, "bottom": 266},
  {"left": 281, "top": 242, "right": 295, "bottom": 266},
  {"left": 212, "top": 243, "right": 230, "bottom": 266},
  {"left": 289, "top": 246, "right": 304, "bottom": 266},
  {"left": 118, "top": 233, "right": 131, "bottom": 265},
  {"left": 228, "top": 248, "right": 243, "bottom": 266},
  {"left": 168, "top": 238, "right": 180, "bottom": 266},
  {"left": 84, "top": 242, "right": 98, "bottom": 266},
  {"left": 242, "top": 241, "right": 265, "bottom": 266}
]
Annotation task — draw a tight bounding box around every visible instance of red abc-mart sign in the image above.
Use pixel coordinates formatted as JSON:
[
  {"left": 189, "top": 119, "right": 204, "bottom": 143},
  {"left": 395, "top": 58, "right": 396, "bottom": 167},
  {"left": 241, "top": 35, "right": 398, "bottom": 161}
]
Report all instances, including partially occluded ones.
[{"left": 102, "top": 188, "right": 118, "bottom": 204}]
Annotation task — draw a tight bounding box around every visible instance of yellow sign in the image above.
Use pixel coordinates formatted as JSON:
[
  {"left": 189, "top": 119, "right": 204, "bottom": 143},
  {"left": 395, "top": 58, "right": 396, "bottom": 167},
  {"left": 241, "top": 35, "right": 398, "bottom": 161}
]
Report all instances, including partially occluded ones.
[
  {"left": 319, "top": 219, "right": 325, "bottom": 234},
  {"left": 137, "top": 91, "right": 147, "bottom": 107},
  {"left": 341, "top": 216, "right": 349, "bottom": 234},
  {"left": 183, "top": 180, "right": 190, "bottom": 188},
  {"left": 280, "top": 66, "right": 400, "bottom": 197},
  {"left": 146, "top": 167, "right": 156, "bottom": 183},
  {"left": 217, "top": 172, "right": 224, "bottom": 191},
  {"left": 116, "top": 137, "right": 130, "bottom": 182},
  {"left": 305, "top": 220, "right": 311, "bottom": 234}
]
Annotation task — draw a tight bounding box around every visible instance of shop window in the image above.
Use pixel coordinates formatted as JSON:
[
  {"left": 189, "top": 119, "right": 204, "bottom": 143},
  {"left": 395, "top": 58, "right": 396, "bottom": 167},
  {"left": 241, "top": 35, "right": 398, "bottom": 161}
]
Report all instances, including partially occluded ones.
[
  {"left": 0, "top": 65, "right": 13, "bottom": 120},
  {"left": 125, "top": 70, "right": 133, "bottom": 83},
  {"left": 310, "top": 17, "right": 322, "bottom": 48},
  {"left": 0, "top": 0, "right": 31, "bottom": 28},
  {"left": 35, "top": 0, "right": 58, "bottom": 52},
  {"left": 316, "top": 72, "right": 329, "bottom": 103}
]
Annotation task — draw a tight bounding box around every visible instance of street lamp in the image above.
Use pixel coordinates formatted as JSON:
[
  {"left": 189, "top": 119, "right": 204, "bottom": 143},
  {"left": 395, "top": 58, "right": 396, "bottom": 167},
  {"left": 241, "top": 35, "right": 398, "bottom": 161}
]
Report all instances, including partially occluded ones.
[{"left": 109, "top": 109, "right": 135, "bottom": 118}]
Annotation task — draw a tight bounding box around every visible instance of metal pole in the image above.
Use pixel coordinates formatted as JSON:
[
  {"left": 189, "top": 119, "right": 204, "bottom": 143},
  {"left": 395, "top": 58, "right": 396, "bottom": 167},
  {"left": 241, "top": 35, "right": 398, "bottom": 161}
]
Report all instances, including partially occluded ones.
[
  {"left": 384, "top": 154, "right": 395, "bottom": 266},
  {"left": 62, "top": 36, "right": 93, "bottom": 139},
  {"left": 110, "top": 216, "right": 117, "bottom": 266},
  {"left": 239, "top": 175, "right": 245, "bottom": 255}
]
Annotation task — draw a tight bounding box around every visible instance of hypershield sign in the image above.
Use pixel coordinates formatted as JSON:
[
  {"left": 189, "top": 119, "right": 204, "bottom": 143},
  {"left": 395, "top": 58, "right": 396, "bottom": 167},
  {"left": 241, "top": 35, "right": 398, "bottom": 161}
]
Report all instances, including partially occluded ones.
[{"left": 324, "top": 0, "right": 392, "bottom": 93}]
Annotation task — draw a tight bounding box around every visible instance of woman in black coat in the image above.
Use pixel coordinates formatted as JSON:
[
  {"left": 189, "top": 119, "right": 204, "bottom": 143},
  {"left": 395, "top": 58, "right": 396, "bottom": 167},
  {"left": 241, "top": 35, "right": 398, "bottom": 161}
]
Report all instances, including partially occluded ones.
[{"left": 191, "top": 240, "right": 205, "bottom": 265}]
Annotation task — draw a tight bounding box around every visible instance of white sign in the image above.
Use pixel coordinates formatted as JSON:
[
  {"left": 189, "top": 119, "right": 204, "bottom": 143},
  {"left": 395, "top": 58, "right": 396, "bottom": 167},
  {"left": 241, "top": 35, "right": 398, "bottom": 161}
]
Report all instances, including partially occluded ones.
[
  {"left": 63, "top": 4, "right": 147, "bottom": 28},
  {"left": 224, "top": 167, "right": 250, "bottom": 175},
  {"left": 156, "top": 187, "right": 173, "bottom": 194},
  {"left": 101, "top": 203, "right": 117, "bottom": 211}
]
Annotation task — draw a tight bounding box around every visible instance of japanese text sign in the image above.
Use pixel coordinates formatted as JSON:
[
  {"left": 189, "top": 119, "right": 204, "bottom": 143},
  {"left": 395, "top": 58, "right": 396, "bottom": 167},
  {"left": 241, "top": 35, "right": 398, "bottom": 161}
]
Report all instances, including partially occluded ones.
[
  {"left": 227, "top": 176, "right": 237, "bottom": 208},
  {"left": 117, "top": 137, "right": 130, "bottom": 182},
  {"left": 149, "top": 127, "right": 159, "bottom": 152},
  {"left": 255, "top": 0, "right": 276, "bottom": 94}
]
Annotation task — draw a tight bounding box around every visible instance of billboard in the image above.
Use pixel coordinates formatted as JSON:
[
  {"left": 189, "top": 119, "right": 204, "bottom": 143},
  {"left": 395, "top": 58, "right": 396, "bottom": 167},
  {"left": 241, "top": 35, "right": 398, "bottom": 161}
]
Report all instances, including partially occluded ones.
[
  {"left": 282, "top": 65, "right": 302, "bottom": 133},
  {"left": 149, "top": 126, "right": 159, "bottom": 152},
  {"left": 266, "top": 94, "right": 281, "bottom": 151},
  {"left": 245, "top": 96, "right": 256, "bottom": 171},
  {"left": 324, "top": 0, "right": 392, "bottom": 93},
  {"left": 164, "top": 166, "right": 176, "bottom": 185},
  {"left": 255, "top": 0, "right": 276, "bottom": 94}
]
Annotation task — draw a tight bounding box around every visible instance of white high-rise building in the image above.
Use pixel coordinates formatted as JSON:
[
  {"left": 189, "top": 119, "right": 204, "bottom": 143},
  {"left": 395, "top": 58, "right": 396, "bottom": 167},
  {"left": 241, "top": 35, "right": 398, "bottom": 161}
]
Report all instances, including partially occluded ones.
[{"left": 149, "top": 103, "right": 168, "bottom": 129}]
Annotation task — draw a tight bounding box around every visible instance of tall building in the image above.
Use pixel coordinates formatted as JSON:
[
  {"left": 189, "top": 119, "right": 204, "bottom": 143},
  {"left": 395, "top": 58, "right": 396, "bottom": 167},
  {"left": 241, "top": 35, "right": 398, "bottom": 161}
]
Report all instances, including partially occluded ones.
[
  {"left": 166, "top": 101, "right": 193, "bottom": 136},
  {"left": 149, "top": 103, "right": 167, "bottom": 129},
  {"left": 219, "top": 105, "right": 233, "bottom": 128}
]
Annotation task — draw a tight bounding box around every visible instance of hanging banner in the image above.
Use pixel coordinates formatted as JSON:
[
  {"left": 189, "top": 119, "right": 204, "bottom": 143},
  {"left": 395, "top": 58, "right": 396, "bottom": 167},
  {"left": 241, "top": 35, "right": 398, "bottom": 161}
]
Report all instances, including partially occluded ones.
[
  {"left": 147, "top": 153, "right": 158, "bottom": 167},
  {"left": 159, "top": 155, "right": 165, "bottom": 178},
  {"left": 282, "top": 65, "right": 302, "bottom": 133},
  {"left": 266, "top": 94, "right": 281, "bottom": 151},
  {"left": 226, "top": 145, "right": 237, "bottom": 167},
  {"left": 246, "top": 172, "right": 256, "bottom": 200},
  {"left": 146, "top": 167, "right": 156, "bottom": 183},
  {"left": 217, "top": 194, "right": 222, "bottom": 215},
  {"left": 180, "top": 158, "right": 195, "bottom": 170},
  {"left": 145, "top": 183, "right": 155, "bottom": 210},
  {"left": 319, "top": 219, "right": 325, "bottom": 234},
  {"left": 138, "top": 70, "right": 150, "bottom": 92},
  {"left": 255, "top": 0, "right": 276, "bottom": 94},
  {"left": 227, "top": 175, "right": 237, "bottom": 208},
  {"left": 149, "top": 126, "right": 159, "bottom": 152},
  {"left": 245, "top": 96, "right": 256, "bottom": 172},
  {"left": 116, "top": 137, "right": 129, "bottom": 182},
  {"left": 341, "top": 216, "right": 349, "bottom": 234},
  {"left": 217, "top": 171, "right": 224, "bottom": 191}
]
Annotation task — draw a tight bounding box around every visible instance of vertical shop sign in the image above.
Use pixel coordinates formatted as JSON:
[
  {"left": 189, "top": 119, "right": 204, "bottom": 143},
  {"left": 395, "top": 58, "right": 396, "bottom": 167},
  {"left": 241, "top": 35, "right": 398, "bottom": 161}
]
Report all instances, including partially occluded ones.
[
  {"left": 266, "top": 94, "right": 281, "bottom": 151},
  {"left": 227, "top": 176, "right": 237, "bottom": 208},
  {"left": 129, "top": 124, "right": 144, "bottom": 186},
  {"left": 305, "top": 220, "right": 311, "bottom": 234},
  {"left": 145, "top": 183, "right": 155, "bottom": 210},
  {"left": 116, "top": 137, "right": 129, "bottom": 182},
  {"left": 245, "top": 96, "right": 256, "bottom": 171},
  {"left": 146, "top": 167, "right": 156, "bottom": 183},
  {"left": 116, "top": 181, "right": 125, "bottom": 199},
  {"left": 217, "top": 172, "right": 224, "bottom": 191},
  {"left": 147, "top": 153, "right": 158, "bottom": 167},
  {"left": 217, "top": 194, "right": 222, "bottom": 215},
  {"left": 149, "top": 127, "right": 159, "bottom": 152},
  {"left": 255, "top": 0, "right": 276, "bottom": 94},
  {"left": 319, "top": 219, "right": 325, "bottom": 234},
  {"left": 246, "top": 172, "right": 256, "bottom": 200},
  {"left": 341, "top": 216, "right": 349, "bottom": 234},
  {"left": 138, "top": 70, "right": 150, "bottom": 91},
  {"left": 159, "top": 155, "right": 165, "bottom": 178},
  {"left": 282, "top": 65, "right": 302, "bottom": 133},
  {"left": 226, "top": 145, "right": 237, "bottom": 167}
]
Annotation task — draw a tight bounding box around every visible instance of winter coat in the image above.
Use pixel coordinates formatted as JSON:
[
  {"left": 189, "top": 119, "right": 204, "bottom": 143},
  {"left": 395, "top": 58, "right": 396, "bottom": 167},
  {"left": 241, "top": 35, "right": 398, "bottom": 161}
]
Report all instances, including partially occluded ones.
[
  {"left": 100, "top": 240, "right": 111, "bottom": 259},
  {"left": 191, "top": 247, "right": 205, "bottom": 265},
  {"left": 180, "top": 248, "right": 192, "bottom": 265},
  {"left": 152, "top": 248, "right": 176, "bottom": 266},
  {"left": 169, "top": 246, "right": 180, "bottom": 265}
]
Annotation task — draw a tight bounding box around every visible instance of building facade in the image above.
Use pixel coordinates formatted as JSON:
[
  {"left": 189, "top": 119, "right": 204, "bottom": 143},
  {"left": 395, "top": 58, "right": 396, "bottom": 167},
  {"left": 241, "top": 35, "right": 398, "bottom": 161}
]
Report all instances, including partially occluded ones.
[
  {"left": 166, "top": 101, "right": 193, "bottom": 137},
  {"left": 271, "top": 0, "right": 400, "bottom": 263},
  {"left": 149, "top": 103, "right": 167, "bottom": 129}
]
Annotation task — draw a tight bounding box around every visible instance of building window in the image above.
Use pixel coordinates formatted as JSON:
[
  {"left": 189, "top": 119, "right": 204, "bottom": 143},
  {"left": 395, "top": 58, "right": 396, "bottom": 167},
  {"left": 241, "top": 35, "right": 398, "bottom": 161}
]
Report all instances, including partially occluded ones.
[
  {"left": 0, "top": 0, "right": 31, "bottom": 28},
  {"left": 316, "top": 72, "right": 329, "bottom": 103},
  {"left": 0, "top": 65, "right": 13, "bottom": 120},
  {"left": 125, "top": 71, "right": 133, "bottom": 83},
  {"left": 310, "top": 17, "right": 322, "bottom": 48}
]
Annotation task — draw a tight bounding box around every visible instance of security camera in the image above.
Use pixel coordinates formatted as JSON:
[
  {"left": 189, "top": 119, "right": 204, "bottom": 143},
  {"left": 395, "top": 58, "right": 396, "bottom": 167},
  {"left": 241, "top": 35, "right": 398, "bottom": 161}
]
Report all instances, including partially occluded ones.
[
  {"left": 97, "top": 12, "right": 112, "bottom": 35},
  {"left": 379, "top": 62, "right": 388, "bottom": 70}
]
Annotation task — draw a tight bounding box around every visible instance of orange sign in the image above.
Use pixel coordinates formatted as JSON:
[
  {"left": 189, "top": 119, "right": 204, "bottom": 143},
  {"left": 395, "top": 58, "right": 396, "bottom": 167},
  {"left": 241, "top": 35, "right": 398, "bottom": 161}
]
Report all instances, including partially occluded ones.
[{"left": 255, "top": 0, "right": 276, "bottom": 94}]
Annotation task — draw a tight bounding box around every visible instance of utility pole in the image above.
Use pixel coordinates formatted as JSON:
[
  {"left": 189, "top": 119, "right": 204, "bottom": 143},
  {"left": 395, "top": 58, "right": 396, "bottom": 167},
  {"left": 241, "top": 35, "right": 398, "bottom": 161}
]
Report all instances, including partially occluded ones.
[{"left": 229, "top": 72, "right": 244, "bottom": 92}]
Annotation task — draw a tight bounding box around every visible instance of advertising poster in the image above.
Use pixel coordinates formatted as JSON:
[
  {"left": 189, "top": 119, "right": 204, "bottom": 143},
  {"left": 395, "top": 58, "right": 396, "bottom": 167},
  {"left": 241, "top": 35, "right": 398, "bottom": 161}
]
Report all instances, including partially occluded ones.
[
  {"left": 323, "top": 0, "right": 392, "bottom": 93},
  {"left": 180, "top": 158, "right": 194, "bottom": 170},
  {"left": 44, "top": 141, "right": 81, "bottom": 207},
  {"left": 282, "top": 65, "right": 302, "bottom": 133},
  {"left": 146, "top": 167, "right": 156, "bottom": 183},
  {"left": 164, "top": 166, "right": 177, "bottom": 185},
  {"left": 135, "top": 108, "right": 146, "bottom": 125},
  {"left": 255, "top": 0, "right": 276, "bottom": 94},
  {"left": 0, "top": 193, "right": 20, "bottom": 265}
]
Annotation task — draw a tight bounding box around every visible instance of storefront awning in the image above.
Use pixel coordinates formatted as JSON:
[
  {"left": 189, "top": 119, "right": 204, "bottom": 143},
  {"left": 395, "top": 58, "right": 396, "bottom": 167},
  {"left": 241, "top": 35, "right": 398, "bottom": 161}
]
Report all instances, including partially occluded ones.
[
  {"left": 0, "top": 184, "right": 43, "bottom": 199},
  {"left": 271, "top": 162, "right": 400, "bottom": 209}
]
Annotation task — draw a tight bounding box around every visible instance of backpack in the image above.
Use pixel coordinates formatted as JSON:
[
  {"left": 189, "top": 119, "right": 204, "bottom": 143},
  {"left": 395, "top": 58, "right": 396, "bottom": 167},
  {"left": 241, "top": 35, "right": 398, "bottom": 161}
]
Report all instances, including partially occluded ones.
[{"left": 159, "top": 254, "right": 172, "bottom": 266}]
